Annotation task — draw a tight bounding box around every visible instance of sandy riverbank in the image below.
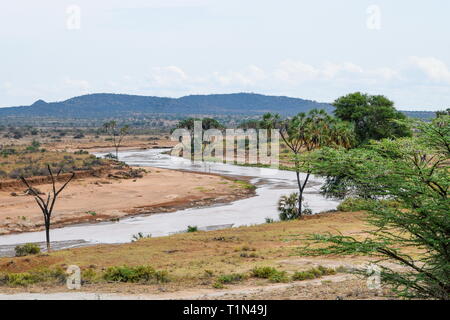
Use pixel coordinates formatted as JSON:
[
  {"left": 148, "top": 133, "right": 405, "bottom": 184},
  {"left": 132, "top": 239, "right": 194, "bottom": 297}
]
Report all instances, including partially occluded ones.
[{"left": 0, "top": 167, "right": 255, "bottom": 235}]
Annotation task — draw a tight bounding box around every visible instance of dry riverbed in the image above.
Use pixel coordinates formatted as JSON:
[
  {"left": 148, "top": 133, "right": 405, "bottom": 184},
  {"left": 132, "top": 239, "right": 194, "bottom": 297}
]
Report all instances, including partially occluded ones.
[{"left": 0, "top": 167, "right": 255, "bottom": 235}]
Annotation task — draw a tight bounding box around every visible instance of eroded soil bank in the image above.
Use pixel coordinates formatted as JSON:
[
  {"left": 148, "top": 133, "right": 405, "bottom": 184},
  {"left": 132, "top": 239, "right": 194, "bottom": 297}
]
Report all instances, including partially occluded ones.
[{"left": 0, "top": 167, "right": 255, "bottom": 235}]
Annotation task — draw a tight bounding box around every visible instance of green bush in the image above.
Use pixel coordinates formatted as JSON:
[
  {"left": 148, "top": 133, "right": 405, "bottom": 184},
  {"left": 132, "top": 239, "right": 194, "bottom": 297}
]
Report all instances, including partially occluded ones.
[
  {"left": 1, "top": 268, "right": 66, "bottom": 287},
  {"left": 251, "top": 266, "right": 288, "bottom": 282},
  {"left": 292, "top": 266, "right": 336, "bottom": 281},
  {"left": 103, "top": 265, "right": 169, "bottom": 284},
  {"left": 251, "top": 266, "right": 278, "bottom": 278},
  {"left": 212, "top": 282, "right": 224, "bottom": 289},
  {"left": 15, "top": 243, "right": 41, "bottom": 257},
  {"left": 268, "top": 271, "right": 289, "bottom": 283},
  {"left": 81, "top": 268, "right": 98, "bottom": 283},
  {"left": 187, "top": 225, "right": 198, "bottom": 233},
  {"left": 6, "top": 273, "right": 36, "bottom": 286},
  {"left": 131, "top": 232, "right": 152, "bottom": 242},
  {"left": 292, "top": 271, "right": 316, "bottom": 281},
  {"left": 217, "top": 273, "right": 245, "bottom": 284},
  {"left": 317, "top": 265, "right": 336, "bottom": 275},
  {"left": 278, "top": 193, "right": 300, "bottom": 220},
  {"left": 337, "top": 197, "right": 401, "bottom": 212}
]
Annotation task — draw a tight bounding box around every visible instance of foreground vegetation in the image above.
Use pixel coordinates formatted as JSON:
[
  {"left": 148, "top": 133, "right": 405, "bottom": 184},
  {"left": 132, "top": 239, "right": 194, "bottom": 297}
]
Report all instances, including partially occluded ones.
[
  {"left": 0, "top": 141, "right": 108, "bottom": 180},
  {"left": 0, "top": 211, "right": 375, "bottom": 292}
]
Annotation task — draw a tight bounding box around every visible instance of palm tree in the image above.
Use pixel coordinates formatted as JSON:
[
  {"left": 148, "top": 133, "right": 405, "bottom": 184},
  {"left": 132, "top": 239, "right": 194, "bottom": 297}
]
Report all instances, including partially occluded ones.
[
  {"left": 278, "top": 109, "right": 355, "bottom": 217},
  {"left": 328, "top": 120, "right": 355, "bottom": 149},
  {"left": 278, "top": 193, "right": 300, "bottom": 220}
]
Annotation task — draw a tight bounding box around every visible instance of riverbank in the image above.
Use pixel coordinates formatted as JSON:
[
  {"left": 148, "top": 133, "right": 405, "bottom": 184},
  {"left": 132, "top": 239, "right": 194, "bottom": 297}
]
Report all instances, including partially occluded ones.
[
  {"left": 0, "top": 167, "right": 255, "bottom": 235},
  {"left": 0, "top": 211, "right": 398, "bottom": 299}
]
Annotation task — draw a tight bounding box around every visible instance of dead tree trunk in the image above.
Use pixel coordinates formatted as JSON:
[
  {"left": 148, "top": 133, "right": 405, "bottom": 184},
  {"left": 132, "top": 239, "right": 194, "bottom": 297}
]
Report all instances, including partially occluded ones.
[{"left": 20, "top": 165, "right": 75, "bottom": 252}]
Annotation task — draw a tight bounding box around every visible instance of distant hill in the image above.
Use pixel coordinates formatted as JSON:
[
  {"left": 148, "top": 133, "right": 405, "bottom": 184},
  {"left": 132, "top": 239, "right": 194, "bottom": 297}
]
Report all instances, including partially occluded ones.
[
  {"left": 0, "top": 93, "right": 334, "bottom": 119},
  {"left": 401, "top": 110, "right": 437, "bottom": 120},
  {"left": 0, "top": 92, "right": 436, "bottom": 121}
]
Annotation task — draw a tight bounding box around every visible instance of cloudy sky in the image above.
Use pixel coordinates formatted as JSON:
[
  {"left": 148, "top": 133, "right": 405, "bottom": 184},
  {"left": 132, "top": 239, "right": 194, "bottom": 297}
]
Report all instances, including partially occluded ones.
[{"left": 0, "top": 0, "right": 449, "bottom": 110}]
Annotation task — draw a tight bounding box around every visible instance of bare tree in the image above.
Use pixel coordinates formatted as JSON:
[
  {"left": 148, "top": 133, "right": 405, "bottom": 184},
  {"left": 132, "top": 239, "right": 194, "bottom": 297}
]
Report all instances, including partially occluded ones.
[
  {"left": 103, "top": 121, "right": 130, "bottom": 160},
  {"left": 20, "top": 165, "right": 75, "bottom": 252}
]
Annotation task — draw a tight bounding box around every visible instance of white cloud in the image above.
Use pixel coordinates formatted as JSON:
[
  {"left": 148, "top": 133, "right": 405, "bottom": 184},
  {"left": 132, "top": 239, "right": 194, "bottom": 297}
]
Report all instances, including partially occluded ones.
[
  {"left": 150, "top": 66, "right": 187, "bottom": 87},
  {"left": 2, "top": 57, "right": 449, "bottom": 109},
  {"left": 213, "top": 65, "right": 266, "bottom": 86},
  {"left": 274, "top": 60, "right": 319, "bottom": 83},
  {"left": 408, "top": 56, "right": 450, "bottom": 84},
  {"left": 64, "top": 77, "right": 90, "bottom": 93},
  {"left": 369, "top": 67, "right": 400, "bottom": 80},
  {"left": 273, "top": 60, "right": 399, "bottom": 85}
]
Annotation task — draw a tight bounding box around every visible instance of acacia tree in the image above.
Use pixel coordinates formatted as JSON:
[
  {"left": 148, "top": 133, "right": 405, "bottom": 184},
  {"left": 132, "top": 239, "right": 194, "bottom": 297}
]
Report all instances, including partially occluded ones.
[
  {"left": 20, "top": 166, "right": 75, "bottom": 252},
  {"left": 103, "top": 121, "right": 130, "bottom": 160},
  {"left": 302, "top": 116, "right": 450, "bottom": 299},
  {"left": 269, "top": 109, "right": 354, "bottom": 217},
  {"left": 333, "top": 92, "right": 411, "bottom": 145}
]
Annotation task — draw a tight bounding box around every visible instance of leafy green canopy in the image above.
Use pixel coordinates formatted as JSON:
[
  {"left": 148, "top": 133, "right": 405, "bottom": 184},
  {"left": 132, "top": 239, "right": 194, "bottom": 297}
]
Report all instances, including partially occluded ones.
[
  {"left": 333, "top": 92, "right": 412, "bottom": 145},
  {"left": 175, "top": 118, "right": 224, "bottom": 131},
  {"left": 301, "top": 116, "right": 450, "bottom": 299}
]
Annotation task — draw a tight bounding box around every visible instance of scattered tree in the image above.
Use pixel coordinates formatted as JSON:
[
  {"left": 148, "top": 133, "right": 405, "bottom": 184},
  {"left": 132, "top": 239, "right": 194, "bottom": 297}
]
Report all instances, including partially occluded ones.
[
  {"left": 268, "top": 109, "right": 354, "bottom": 217},
  {"left": 20, "top": 166, "right": 75, "bottom": 252},
  {"left": 301, "top": 116, "right": 450, "bottom": 299},
  {"left": 333, "top": 92, "right": 411, "bottom": 145},
  {"left": 103, "top": 121, "right": 130, "bottom": 160}
]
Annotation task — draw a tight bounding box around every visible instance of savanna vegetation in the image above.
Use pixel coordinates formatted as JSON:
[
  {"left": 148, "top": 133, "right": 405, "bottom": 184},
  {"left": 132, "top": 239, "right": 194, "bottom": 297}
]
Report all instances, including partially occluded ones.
[
  {"left": 0, "top": 92, "right": 448, "bottom": 300},
  {"left": 0, "top": 141, "right": 107, "bottom": 180}
]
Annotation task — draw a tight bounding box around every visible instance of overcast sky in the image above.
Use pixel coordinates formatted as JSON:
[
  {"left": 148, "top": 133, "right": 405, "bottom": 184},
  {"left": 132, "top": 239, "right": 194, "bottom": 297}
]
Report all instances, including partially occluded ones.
[{"left": 0, "top": 0, "right": 449, "bottom": 110}]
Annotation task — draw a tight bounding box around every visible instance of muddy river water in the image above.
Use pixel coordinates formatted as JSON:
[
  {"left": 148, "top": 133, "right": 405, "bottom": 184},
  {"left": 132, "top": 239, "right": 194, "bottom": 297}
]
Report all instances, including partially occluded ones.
[{"left": 0, "top": 149, "right": 339, "bottom": 252}]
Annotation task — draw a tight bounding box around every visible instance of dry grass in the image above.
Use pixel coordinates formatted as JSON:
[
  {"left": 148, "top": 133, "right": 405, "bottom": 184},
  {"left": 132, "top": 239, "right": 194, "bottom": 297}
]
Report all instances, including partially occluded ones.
[
  {"left": 0, "top": 211, "right": 376, "bottom": 293},
  {"left": 0, "top": 145, "right": 105, "bottom": 179}
]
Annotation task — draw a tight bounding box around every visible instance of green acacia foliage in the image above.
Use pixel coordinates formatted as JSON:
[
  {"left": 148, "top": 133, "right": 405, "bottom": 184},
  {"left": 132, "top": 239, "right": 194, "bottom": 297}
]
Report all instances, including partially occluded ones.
[
  {"left": 333, "top": 92, "right": 411, "bottom": 145},
  {"left": 301, "top": 116, "right": 449, "bottom": 299}
]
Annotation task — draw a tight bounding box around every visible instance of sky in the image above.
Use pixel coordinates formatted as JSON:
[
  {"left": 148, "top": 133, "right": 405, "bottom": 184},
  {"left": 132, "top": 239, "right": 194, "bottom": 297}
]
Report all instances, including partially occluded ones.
[{"left": 0, "top": 0, "right": 449, "bottom": 110}]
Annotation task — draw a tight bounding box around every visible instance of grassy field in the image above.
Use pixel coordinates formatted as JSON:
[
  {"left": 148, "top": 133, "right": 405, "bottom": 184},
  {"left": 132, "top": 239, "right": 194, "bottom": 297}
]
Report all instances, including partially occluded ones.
[
  {"left": 0, "top": 143, "right": 109, "bottom": 180},
  {"left": 0, "top": 211, "right": 387, "bottom": 295}
]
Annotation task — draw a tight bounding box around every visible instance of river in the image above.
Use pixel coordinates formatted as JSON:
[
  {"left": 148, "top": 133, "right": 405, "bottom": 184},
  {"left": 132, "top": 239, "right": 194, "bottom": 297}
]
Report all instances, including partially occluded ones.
[{"left": 0, "top": 149, "right": 339, "bottom": 253}]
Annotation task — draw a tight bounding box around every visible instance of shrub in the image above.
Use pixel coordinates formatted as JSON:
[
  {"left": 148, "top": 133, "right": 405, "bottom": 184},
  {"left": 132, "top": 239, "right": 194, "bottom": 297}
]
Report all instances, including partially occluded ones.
[
  {"left": 74, "top": 150, "right": 89, "bottom": 155},
  {"left": 278, "top": 193, "right": 300, "bottom": 220},
  {"left": 216, "top": 273, "right": 246, "bottom": 284},
  {"left": 292, "top": 266, "right": 337, "bottom": 281},
  {"left": 81, "top": 268, "right": 98, "bottom": 283},
  {"left": 292, "top": 271, "right": 316, "bottom": 281},
  {"left": 251, "top": 266, "right": 289, "bottom": 283},
  {"left": 15, "top": 243, "right": 41, "bottom": 257},
  {"left": 6, "top": 273, "right": 36, "bottom": 286},
  {"left": 265, "top": 218, "right": 274, "bottom": 224},
  {"left": 187, "top": 225, "right": 198, "bottom": 233},
  {"left": 251, "top": 266, "right": 278, "bottom": 278},
  {"left": 268, "top": 271, "right": 289, "bottom": 283},
  {"left": 1, "top": 268, "right": 66, "bottom": 287},
  {"left": 131, "top": 232, "right": 152, "bottom": 242},
  {"left": 103, "top": 265, "right": 169, "bottom": 284},
  {"left": 317, "top": 265, "right": 336, "bottom": 276},
  {"left": 212, "top": 282, "right": 224, "bottom": 289},
  {"left": 337, "top": 197, "right": 401, "bottom": 212}
]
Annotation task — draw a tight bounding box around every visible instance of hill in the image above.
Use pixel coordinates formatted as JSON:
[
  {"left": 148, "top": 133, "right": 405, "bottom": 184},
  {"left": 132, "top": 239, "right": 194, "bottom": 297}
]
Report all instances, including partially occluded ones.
[
  {"left": 0, "top": 93, "right": 436, "bottom": 122},
  {"left": 0, "top": 93, "right": 333, "bottom": 119}
]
